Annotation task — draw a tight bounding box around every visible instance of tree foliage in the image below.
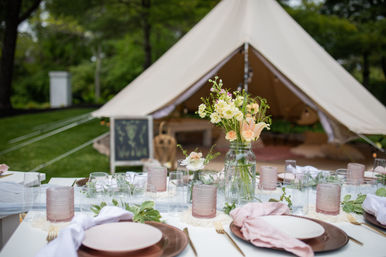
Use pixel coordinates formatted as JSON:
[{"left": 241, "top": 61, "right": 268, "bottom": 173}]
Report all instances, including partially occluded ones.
[{"left": 3, "top": 0, "right": 386, "bottom": 108}]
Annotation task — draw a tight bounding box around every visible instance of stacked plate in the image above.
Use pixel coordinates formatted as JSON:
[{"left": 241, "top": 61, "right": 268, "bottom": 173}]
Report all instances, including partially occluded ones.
[{"left": 78, "top": 222, "right": 188, "bottom": 257}]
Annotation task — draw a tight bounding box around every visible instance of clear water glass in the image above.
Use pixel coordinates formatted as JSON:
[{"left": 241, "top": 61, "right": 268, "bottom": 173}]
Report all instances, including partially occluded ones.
[
  {"left": 192, "top": 184, "right": 217, "bottom": 218},
  {"left": 373, "top": 158, "right": 386, "bottom": 173},
  {"left": 260, "top": 166, "right": 278, "bottom": 190},
  {"left": 283, "top": 173, "right": 309, "bottom": 215},
  {"left": 177, "top": 160, "right": 190, "bottom": 185},
  {"left": 88, "top": 172, "right": 109, "bottom": 202},
  {"left": 168, "top": 171, "right": 185, "bottom": 214},
  {"left": 347, "top": 163, "right": 365, "bottom": 185},
  {"left": 46, "top": 186, "right": 74, "bottom": 222},
  {"left": 110, "top": 173, "right": 131, "bottom": 203},
  {"left": 23, "top": 172, "right": 41, "bottom": 214}
]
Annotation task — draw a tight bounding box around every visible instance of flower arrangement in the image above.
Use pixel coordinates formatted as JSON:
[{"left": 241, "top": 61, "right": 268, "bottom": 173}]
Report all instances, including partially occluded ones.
[
  {"left": 178, "top": 145, "right": 220, "bottom": 202},
  {"left": 197, "top": 76, "right": 272, "bottom": 202},
  {"left": 197, "top": 76, "right": 271, "bottom": 143},
  {"left": 177, "top": 144, "right": 220, "bottom": 172}
]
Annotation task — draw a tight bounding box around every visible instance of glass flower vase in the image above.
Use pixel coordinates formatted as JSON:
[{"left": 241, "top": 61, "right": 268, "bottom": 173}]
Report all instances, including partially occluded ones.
[
  {"left": 224, "top": 142, "right": 256, "bottom": 203},
  {"left": 187, "top": 171, "right": 202, "bottom": 203}
]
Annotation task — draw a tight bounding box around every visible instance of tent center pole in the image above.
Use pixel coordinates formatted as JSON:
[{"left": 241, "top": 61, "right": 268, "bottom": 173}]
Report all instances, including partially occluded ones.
[{"left": 243, "top": 42, "right": 249, "bottom": 92}]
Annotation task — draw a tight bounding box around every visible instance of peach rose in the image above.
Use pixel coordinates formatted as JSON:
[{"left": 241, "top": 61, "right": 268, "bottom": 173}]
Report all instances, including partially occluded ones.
[
  {"left": 241, "top": 129, "right": 255, "bottom": 142},
  {"left": 225, "top": 131, "right": 237, "bottom": 141},
  {"left": 189, "top": 152, "right": 202, "bottom": 161}
]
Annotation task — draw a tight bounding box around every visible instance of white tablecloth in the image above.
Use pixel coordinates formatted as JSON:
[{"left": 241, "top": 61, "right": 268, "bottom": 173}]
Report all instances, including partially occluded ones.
[{"left": 0, "top": 177, "right": 385, "bottom": 257}]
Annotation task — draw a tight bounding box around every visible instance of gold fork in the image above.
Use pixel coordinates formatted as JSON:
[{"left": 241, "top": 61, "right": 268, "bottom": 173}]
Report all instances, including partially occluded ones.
[
  {"left": 347, "top": 214, "right": 386, "bottom": 237},
  {"left": 214, "top": 222, "right": 245, "bottom": 257},
  {"left": 46, "top": 227, "right": 58, "bottom": 242}
]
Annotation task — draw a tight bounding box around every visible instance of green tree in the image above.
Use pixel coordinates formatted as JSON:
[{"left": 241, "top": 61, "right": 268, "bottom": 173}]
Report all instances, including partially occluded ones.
[{"left": 0, "top": 0, "right": 42, "bottom": 111}]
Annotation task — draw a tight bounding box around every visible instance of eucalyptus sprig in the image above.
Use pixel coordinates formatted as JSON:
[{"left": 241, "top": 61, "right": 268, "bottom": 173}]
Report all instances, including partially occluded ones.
[
  {"left": 269, "top": 187, "right": 292, "bottom": 209},
  {"left": 223, "top": 201, "right": 237, "bottom": 215},
  {"left": 342, "top": 194, "right": 366, "bottom": 214},
  {"left": 91, "top": 200, "right": 162, "bottom": 223},
  {"left": 376, "top": 174, "right": 386, "bottom": 185},
  {"left": 376, "top": 187, "right": 386, "bottom": 197}
]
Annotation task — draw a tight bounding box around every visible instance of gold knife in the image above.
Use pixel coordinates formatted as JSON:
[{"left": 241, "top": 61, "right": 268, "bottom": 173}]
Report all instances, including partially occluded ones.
[
  {"left": 183, "top": 227, "right": 198, "bottom": 256},
  {"left": 348, "top": 235, "right": 363, "bottom": 246}
]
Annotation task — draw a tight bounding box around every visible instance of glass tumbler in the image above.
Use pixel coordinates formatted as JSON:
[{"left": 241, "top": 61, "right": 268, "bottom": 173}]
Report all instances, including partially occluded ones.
[
  {"left": 192, "top": 184, "right": 217, "bottom": 218},
  {"left": 316, "top": 183, "right": 341, "bottom": 215},
  {"left": 23, "top": 172, "right": 41, "bottom": 213},
  {"left": 177, "top": 159, "right": 190, "bottom": 185},
  {"left": 46, "top": 186, "right": 74, "bottom": 222},
  {"left": 88, "top": 172, "right": 108, "bottom": 200},
  {"left": 168, "top": 171, "right": 185, "bottom": 214},
  {"left": 284, "top": 173, "right": 309, "bottom": 216},
  {"left": 260, "top": 166, "right": 278, "bottom": 190},
  {"left": 373, "top": 158, "right": 386, "bottom": 173},
  {"left": 147, "top": 166, "right": 167, "bottom": 192},
  {"left": 347, "top": 163, "right": 365, "bottom": 185}
]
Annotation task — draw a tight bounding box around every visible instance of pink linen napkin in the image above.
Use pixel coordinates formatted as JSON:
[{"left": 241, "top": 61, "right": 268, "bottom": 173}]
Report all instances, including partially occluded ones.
[
  {"left": 35, "top": 206, "right": 133, "bottom": 257},
  {"left": 230, "top": 202, "right": 314, "bottom": 257}
]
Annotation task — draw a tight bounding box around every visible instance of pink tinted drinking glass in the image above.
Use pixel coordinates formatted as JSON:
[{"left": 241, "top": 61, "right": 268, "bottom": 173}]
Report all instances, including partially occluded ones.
[
  {"left": 316, "top": 183, "right": 341, "bottom": 215},
  {"left": 260, "top": 166, "right": 277, "bottom": 190},
  {"left": 147, "top": 166, "right": 167, "bottom": 192},
  {"left": 347, "top": 163, "right": 365, "bottom": 185},
  {"left": 192, "top": 184, "right": 217, "bottom": 218},
  {"left": 46, "top": 186, "right": 74, "bottom": 222}
]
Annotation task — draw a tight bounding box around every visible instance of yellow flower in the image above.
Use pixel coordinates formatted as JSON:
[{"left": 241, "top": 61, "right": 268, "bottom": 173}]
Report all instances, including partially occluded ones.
[
  {"left": 198, "top": 104, "right": 206, "bottom": 118},
  {"left": 234, "top": 111, "right": 243, "bottom": 121},
  {"left": 246, "top": 103, "right": 259, "bottom": 114},
  {"left": 222, "top": 106, "right": 234, "bottom": 119},
  {"left": 210, "top": 112, "right": 221, "bottom": 124},
  {"left": 225, "top": 131, "right": 237, "bottom": 141}
]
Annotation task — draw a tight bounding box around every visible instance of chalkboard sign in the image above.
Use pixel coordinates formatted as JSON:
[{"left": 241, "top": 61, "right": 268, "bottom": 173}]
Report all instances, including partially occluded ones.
[{"left": 110, "top": 116, "right": 153, "bottom": 172}]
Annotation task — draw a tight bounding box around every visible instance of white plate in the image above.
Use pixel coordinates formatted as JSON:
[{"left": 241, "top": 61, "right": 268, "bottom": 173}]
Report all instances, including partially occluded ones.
[
  {"left": 277, "top": 173, "right": 295, "bottom": 181},
  {"left": 83, "top": 222, "right": 163, "bottom": 252},
  {"left": 260, "top": 215, "right": 325, "bottom": 240}
]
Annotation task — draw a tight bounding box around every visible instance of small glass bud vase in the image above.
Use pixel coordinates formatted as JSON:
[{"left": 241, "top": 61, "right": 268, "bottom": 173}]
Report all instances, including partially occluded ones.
[{"left": 187, "top": 171, "right": 202, "bottom": 203}]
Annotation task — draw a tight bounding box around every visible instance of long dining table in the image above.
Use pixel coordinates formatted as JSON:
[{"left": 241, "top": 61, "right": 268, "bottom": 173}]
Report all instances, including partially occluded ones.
[{"left": 0, "top": 177, "right": 385, "bottom": 257}]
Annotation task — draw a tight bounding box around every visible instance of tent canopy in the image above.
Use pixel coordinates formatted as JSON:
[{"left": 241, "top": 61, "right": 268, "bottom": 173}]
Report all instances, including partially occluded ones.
[{"left": 93, "top": 0, "right": 386, "bottom": 140}]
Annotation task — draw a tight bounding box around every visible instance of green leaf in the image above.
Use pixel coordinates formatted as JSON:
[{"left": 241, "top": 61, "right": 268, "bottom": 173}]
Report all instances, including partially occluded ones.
[
  {"left": 140, "top": 201, "right": 154, "bottom": 211},
  {"left": 343, "top": 194, "right": 352, "bottom": 202},
  {"left": 112, "top": 199, "right": 119, "bottom": 206},
  {"left": 354, "top": 194, "right": 366, "bottom": 203},
  {"left": 376, "top": 187, "right": 386, "bottom": 197}
]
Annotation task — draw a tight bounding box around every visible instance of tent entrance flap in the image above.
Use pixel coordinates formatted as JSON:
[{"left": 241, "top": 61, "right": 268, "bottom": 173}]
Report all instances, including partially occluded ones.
[
  {"left": 251, "top": 48, "right": 339, "bottom": 143},
  {"left": 152, "top": 47, "right": 241, "bottom": 119}
]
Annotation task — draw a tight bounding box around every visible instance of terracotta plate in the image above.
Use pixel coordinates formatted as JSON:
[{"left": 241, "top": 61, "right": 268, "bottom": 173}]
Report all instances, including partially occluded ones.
[
  {"left": 364, "top": 211, "right": 386, "bottom": 229},
  {"left": 230, "top": 216, "right": 348, "bottom": 253},
  {"left": 78, "top": 222, "right": 188, "bottom": 257}
]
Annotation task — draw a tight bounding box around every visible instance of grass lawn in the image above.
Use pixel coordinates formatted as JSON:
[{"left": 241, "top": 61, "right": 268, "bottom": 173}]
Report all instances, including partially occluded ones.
[{"left": 0, "top": 108, "right": 113, "bottom": 182}]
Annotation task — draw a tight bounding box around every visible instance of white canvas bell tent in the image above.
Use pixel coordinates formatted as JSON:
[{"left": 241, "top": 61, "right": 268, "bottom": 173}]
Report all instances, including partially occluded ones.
[{"left": 93, "top": 0, "right": 386, "bottom": 145}]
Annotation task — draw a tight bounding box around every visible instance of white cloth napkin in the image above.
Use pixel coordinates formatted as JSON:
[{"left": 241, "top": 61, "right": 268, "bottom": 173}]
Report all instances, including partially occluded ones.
[
  {"left": 35, "top": 206, "right": 133, "bottom": 257},
  {"left": 286, "top": 165, "right": 329, "bottom": 178},
  {"left": 362, "top": 194, "right": 386, "bottom": 225}
]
